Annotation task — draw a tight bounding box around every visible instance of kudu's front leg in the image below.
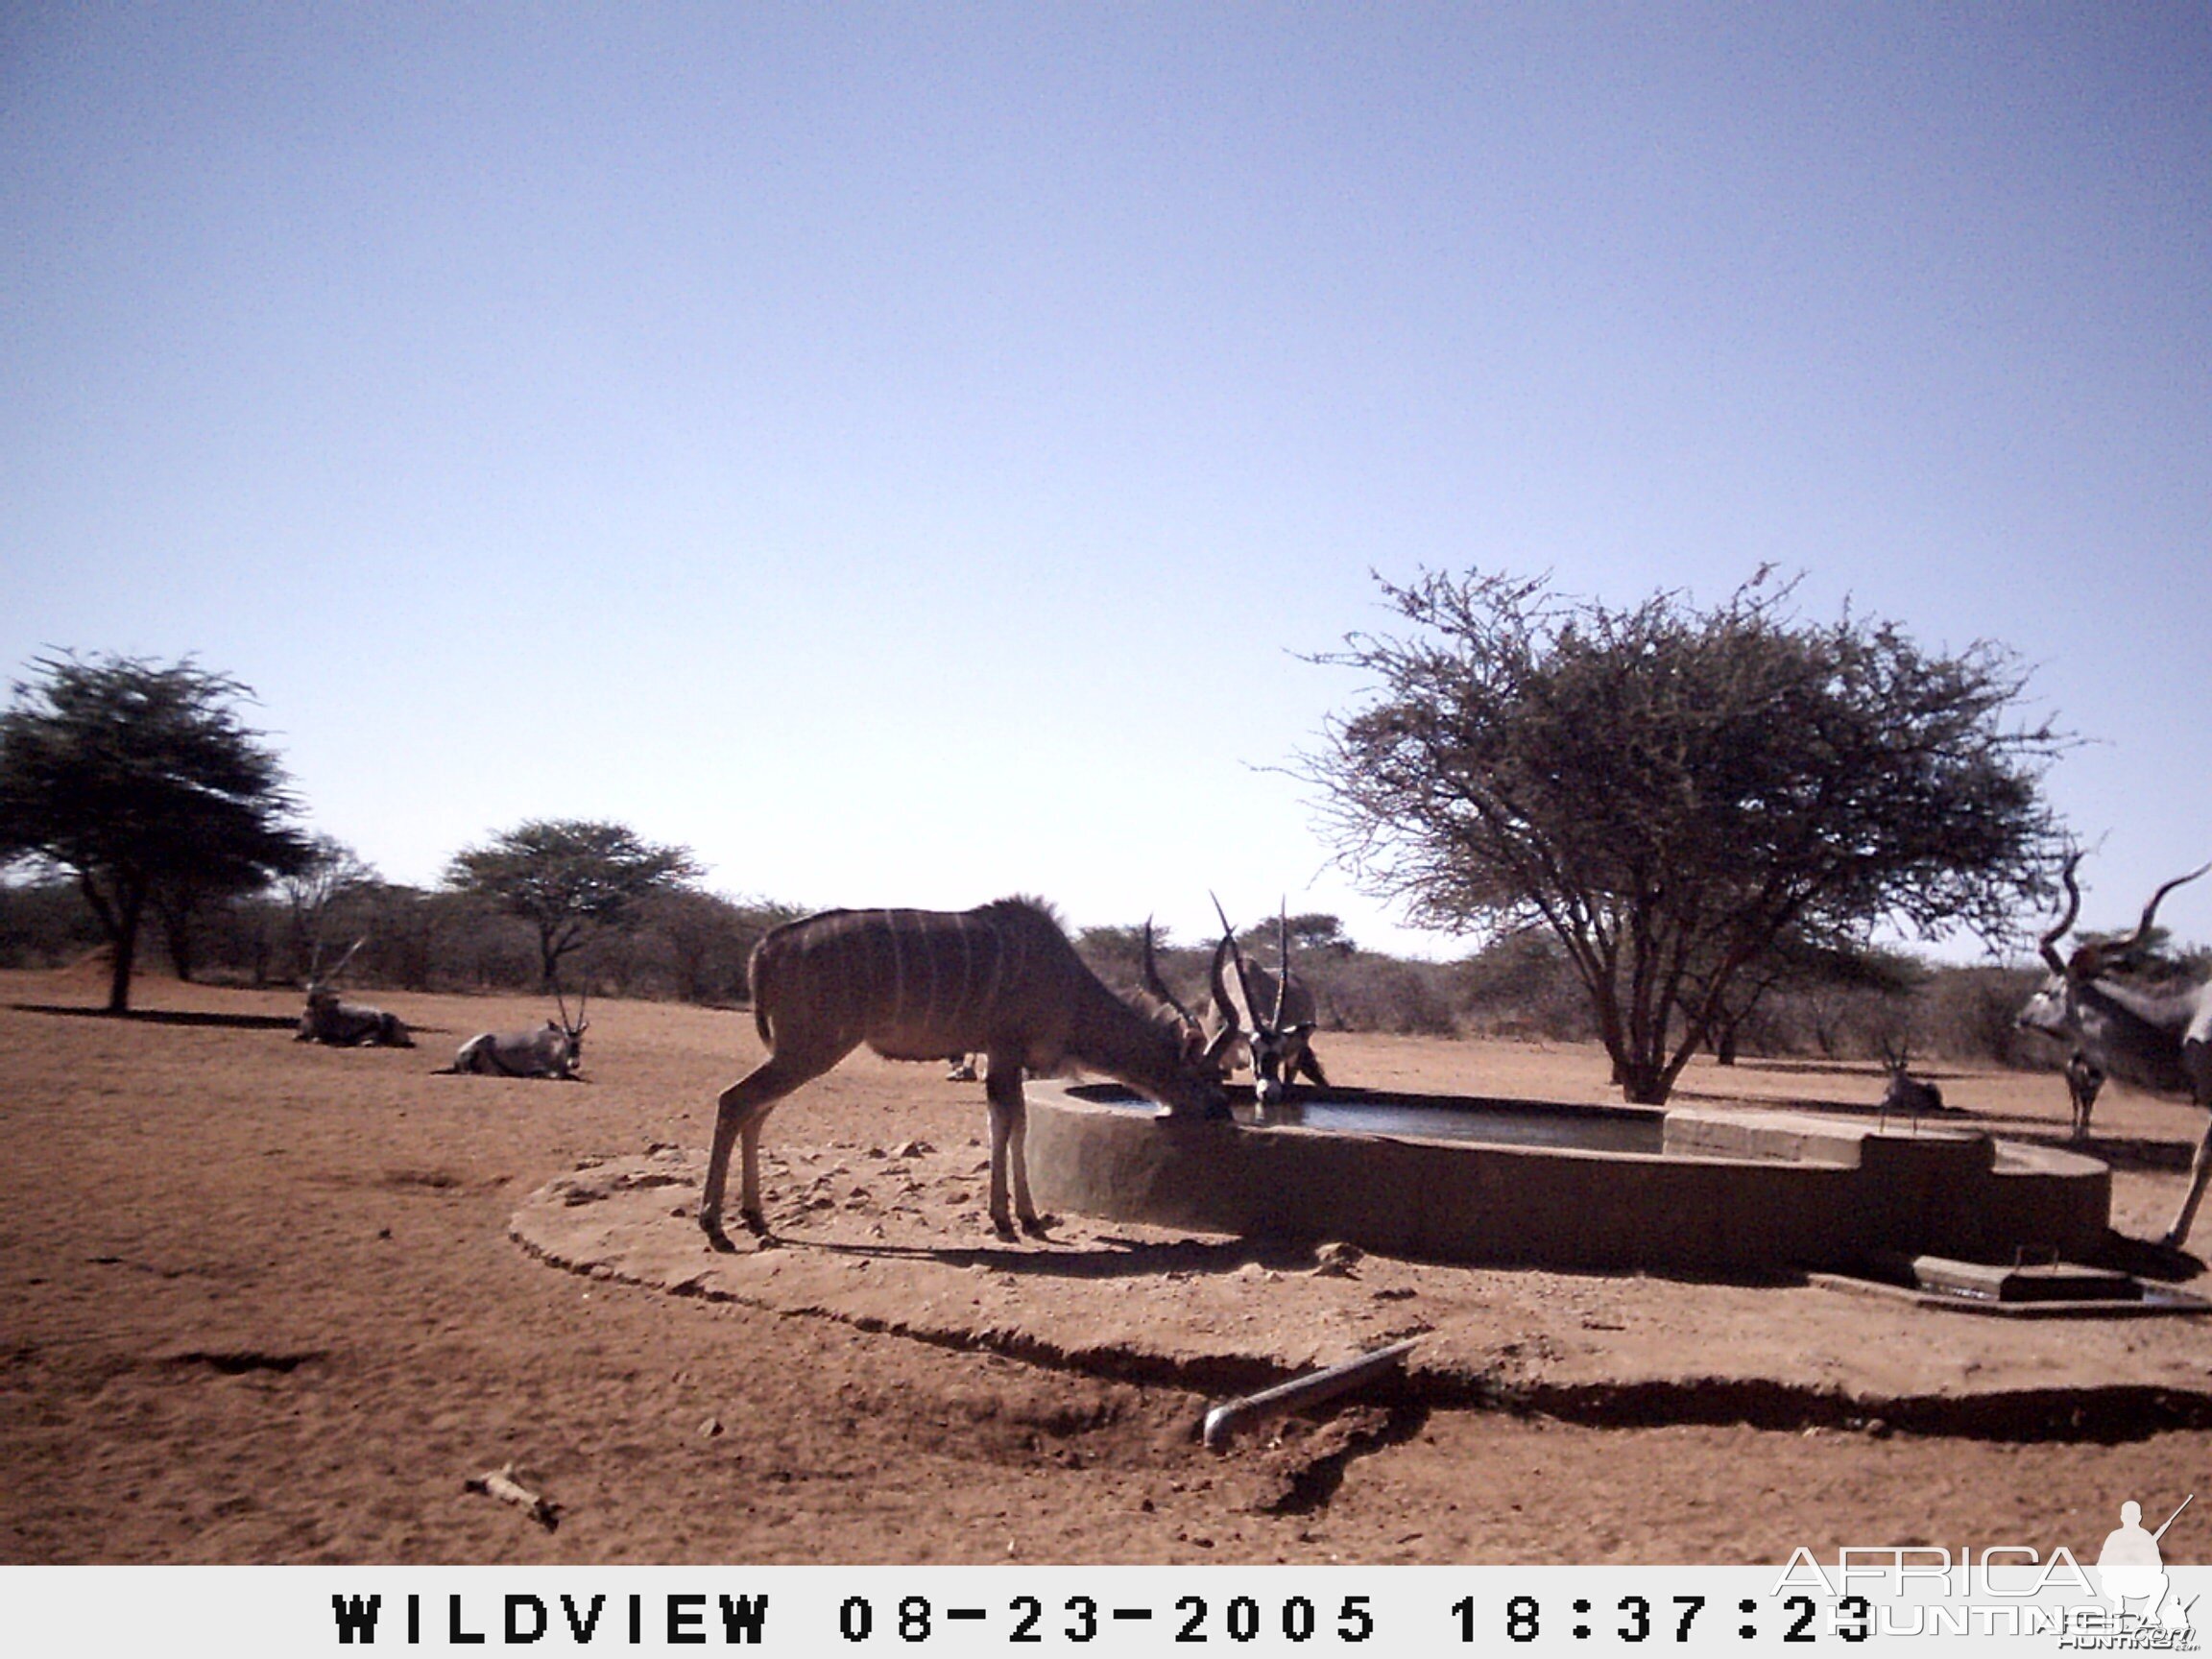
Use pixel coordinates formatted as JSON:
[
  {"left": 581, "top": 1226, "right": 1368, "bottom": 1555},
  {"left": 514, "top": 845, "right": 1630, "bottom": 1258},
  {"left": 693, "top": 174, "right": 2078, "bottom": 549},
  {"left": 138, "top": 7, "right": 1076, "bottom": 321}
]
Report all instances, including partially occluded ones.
[
  {"left": 984, "top": 1058, "right": 1045, "bottom": 1238},
  {"left": 702, "top": 1052, "right": 822, "bottom": 1249}
]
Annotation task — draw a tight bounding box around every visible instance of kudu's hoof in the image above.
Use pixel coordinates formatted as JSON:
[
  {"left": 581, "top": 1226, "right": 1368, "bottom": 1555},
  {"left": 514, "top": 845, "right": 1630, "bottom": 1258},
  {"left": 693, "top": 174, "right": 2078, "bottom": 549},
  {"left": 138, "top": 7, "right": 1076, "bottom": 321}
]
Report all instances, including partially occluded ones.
[{"left": 1020, "top": 1214, "right": 1056, "bottom": 1238}]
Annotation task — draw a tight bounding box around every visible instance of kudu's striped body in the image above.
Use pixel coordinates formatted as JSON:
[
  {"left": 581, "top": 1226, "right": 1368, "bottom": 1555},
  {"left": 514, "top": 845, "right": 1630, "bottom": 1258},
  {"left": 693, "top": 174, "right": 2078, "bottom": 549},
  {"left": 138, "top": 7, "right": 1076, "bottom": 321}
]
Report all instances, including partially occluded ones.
[
  {"left": 2016, "top": 856, "right": 2212, "bottom": 1245},
  {"left": 701, "top": 899, "right": 1228, "bottom": 1243}
]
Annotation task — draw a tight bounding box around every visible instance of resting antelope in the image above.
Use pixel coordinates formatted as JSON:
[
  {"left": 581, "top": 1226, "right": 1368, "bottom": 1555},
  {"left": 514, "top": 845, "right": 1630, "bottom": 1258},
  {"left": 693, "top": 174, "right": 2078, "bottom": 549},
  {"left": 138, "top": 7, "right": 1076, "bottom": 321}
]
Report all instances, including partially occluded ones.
[
  {"left": 2016, "top": 854, "right": 2212, "bottom": 1246},
  {"left": 441, "top": 989, "right": 589, "bottom": 1080},
  {"left": 1206, "top": 899, "right": 1329, "bottom": 1108},
  {"left": 1876, "top": 1038, "right": 1943, "bottom": 1124},
  {"left": 700, "top": 899, "right": 1230, "bottom": 1245},
  {"left": 294, "top": 938, "right": 413, "bottom": 1047}
]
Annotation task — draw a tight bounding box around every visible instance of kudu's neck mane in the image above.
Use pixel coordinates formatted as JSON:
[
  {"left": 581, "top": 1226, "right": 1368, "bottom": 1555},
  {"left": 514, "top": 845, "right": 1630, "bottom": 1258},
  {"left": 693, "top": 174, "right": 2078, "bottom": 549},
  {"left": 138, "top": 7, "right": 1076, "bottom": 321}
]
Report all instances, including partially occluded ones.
[{"left": 1061, "top": 960, "right": 1186, "bottom": 1088}]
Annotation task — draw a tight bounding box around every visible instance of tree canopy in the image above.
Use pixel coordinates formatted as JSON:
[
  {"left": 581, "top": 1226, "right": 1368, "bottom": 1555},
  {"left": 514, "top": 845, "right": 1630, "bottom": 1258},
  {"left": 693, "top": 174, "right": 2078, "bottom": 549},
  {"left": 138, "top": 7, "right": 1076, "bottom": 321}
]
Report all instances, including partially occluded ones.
[
  {"left": 445, "top": 818, "right": 702, "bottom": 987},
  {"left": 0, "top": 653, "right": 315, "bottom": 1011},
  {"left": 1302, "top": 569, "right": 2068, "bottom": 1102}
]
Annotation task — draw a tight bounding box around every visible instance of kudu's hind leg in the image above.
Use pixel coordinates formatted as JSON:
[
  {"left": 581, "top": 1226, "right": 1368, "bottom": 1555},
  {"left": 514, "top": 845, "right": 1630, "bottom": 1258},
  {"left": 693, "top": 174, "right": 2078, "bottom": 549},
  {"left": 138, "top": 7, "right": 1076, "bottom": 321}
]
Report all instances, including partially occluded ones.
[
  {"left": 2166, "top": 1123, "right": 2212, "bottom": 1250},
  {"left": 983, "top": 1058, "right": 1043, "bottom": 1238},
  {"left": 702, "top": 1050, "right": 834, "bottom": 1246},
  {"left": 2163, "top": 1044, "right": 2212, "bottom": 1249}
]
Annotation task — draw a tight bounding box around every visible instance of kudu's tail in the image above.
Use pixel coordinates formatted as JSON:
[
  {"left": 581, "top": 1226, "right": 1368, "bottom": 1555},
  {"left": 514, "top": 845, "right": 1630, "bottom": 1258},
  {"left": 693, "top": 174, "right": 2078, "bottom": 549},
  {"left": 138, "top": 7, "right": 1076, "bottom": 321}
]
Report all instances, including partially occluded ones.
[{"left": 747, "top": 941, "right": 777, "bottom": 1048}]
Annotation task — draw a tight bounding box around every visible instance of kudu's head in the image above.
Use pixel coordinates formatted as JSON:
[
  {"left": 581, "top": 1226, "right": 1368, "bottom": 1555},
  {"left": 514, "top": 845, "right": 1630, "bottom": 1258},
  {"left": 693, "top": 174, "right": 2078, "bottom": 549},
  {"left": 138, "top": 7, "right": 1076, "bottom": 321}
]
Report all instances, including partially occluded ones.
[
  {"left": 1209, "top": 898, "right": 1314, "bottom": 1108},
  {"left": 2019, "top": 854, "right": 2212, "bottom": 1039}
]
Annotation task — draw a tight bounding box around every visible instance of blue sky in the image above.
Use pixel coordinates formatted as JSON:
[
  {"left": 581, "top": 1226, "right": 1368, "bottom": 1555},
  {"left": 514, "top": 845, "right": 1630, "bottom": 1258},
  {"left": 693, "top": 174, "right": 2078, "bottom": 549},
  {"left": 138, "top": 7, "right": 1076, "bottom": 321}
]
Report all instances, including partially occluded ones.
[{"left": 4, "top": 5, "right": 2207, "bottom": 959}]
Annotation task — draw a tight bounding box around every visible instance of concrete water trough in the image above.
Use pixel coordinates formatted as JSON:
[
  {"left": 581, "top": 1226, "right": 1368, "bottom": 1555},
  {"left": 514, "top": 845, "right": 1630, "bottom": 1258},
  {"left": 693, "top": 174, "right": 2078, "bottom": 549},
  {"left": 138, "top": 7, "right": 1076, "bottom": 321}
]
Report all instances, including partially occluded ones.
[{"left": 1022, "top": 1080, "right": 2110, "bottom": 1277}]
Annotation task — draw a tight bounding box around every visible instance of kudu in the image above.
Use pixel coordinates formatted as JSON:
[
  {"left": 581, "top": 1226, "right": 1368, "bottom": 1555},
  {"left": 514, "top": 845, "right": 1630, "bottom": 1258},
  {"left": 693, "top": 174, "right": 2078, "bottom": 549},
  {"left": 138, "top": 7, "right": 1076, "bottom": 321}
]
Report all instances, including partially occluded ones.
[
  {"left": 700, "top": 899, "right": 1230, "bottom": 1245},
  {"left": 1205, "top": 899, "right": 1330, "bottom": 1108},
  {"left": 2017, "top": 855, "right": 2212, "bottom": 1245},
  {"left": 295, "top": 938, "right": 413, "bottom": 1048},
  {"left": 2062, "top": 1051, "right": 2107, "bottom": 1141},
  {"left": 442, "top": 988, "right": 589, "bottom": 1081}
]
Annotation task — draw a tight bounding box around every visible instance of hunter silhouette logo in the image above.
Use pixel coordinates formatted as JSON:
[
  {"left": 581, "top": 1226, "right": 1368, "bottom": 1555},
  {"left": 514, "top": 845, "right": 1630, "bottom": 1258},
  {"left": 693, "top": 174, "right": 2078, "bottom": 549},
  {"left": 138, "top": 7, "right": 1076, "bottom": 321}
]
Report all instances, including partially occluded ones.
[{"left": 2097, "top": 1495, "right": 2194, "bottom": 1633}]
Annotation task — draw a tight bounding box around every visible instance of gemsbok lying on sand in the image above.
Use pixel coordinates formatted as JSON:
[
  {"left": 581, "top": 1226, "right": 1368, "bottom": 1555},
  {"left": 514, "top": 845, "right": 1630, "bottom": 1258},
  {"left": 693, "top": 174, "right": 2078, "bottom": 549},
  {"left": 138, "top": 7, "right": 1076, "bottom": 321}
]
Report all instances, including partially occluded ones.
[
  {"left": 700, "top": 898, "right": 1230, "bottom": 1245},
  {"left": 1875, "top": 1039, "right": 1943, "bottom": 1123},
  {"left": 439, "top": 989, "right": 589, "bottom": 1080},
  {"left": 294, "top": 938, "right": 413, "bottom": 1047}
]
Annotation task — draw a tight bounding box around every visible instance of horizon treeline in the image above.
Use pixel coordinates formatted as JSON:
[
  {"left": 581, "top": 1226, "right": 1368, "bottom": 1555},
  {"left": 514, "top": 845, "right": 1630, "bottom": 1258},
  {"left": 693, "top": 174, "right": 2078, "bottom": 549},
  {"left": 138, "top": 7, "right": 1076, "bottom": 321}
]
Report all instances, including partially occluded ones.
[{"left": 0, "top": 866, "right": 2144, "bottom": 1076}]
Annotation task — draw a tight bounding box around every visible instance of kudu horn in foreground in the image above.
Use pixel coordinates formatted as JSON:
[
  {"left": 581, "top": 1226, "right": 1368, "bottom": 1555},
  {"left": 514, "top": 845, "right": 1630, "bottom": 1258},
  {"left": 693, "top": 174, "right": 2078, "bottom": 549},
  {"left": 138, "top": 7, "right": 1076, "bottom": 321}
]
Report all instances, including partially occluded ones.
[
  {"left": 700, "top": 899, "right": 1230, "bottom": 1245},
  {"left": 440, "top": 987, "right": 589, "bottom": 1080},
  {"left": 2016, "top": 855, "right": 2212, "bottom": 1246},
  {"left": 1134, "top": 918, "right": 1238, "bottom": 1072}
]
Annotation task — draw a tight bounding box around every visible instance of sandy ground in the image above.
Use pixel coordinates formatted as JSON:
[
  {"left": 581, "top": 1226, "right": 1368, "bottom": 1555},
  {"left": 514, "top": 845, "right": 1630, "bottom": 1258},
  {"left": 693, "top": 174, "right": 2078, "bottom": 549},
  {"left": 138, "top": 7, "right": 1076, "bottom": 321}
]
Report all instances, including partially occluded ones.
[{"left": 4, "top": 964, "right": 2211, "bottom": 1566}]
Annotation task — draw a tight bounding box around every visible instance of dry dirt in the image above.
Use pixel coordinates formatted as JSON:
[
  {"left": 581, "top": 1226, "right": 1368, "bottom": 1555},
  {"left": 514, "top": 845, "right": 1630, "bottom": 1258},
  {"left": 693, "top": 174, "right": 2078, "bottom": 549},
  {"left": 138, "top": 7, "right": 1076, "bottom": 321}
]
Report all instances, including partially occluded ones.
[{"left": 5, "top": 963, "right": 2212, "bottom": 1567}]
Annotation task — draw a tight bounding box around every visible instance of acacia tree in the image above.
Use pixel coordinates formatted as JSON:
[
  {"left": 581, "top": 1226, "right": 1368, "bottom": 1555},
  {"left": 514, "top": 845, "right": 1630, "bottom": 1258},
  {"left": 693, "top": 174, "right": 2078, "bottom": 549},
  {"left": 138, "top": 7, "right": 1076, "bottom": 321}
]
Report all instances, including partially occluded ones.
[
  {"left": 445, "top": 818, "right": 701, "bottom": 987},
  {"left": 0, "top": 653, "right": 315, "bottom": 1012},
  {"left": 1302, "top": 570, "right": 2068, "bottom": 1103}
]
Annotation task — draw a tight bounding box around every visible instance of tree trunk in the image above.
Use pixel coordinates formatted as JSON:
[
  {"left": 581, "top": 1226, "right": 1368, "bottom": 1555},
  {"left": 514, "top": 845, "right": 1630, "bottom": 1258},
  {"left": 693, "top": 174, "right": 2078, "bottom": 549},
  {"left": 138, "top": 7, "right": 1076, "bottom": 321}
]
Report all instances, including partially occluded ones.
[
  {"left": 106, "top": 887, "right": 144, "bottom": 1014},
  {"left": 157, "top": 893, "right": 199, "bottom": 982}
]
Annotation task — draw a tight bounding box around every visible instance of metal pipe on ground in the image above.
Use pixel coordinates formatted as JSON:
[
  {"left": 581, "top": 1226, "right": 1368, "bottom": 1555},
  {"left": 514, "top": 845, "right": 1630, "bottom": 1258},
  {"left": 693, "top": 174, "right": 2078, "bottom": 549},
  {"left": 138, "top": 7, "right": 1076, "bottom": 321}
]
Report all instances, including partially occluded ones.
[{"left": 1201, "top": 1338, "right": 1420, "bottom": 1451}]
